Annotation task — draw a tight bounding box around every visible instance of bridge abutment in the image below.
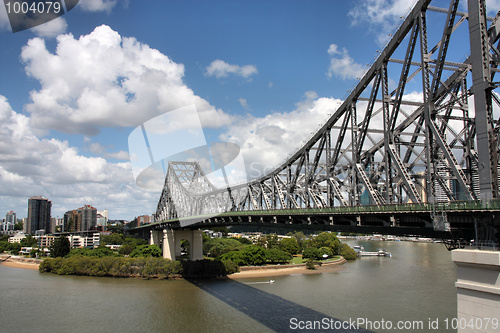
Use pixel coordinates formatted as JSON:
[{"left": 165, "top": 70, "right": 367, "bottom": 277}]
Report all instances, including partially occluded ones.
[
  {"left": 150, "top": 229, "right": 203, "bottom": 261},
  {"left": 452, "top": 249, "right": 500, "bottom": 333}
]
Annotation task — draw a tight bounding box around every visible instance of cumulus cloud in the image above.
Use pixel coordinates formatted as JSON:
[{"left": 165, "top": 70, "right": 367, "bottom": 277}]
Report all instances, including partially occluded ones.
[
  {"left": 31, "top": 17, "right": 68, "bottom": 38},
  {"left": 21, "top": 25, "right": 232, "bottom": 135},
  {"left": 327, "top": 43, "right": 366, "bottom": 80},
  {"left": 0, "top": 95, "right": 155, "bottom": 219},
  {"left": 220, "top": 92, "right": 342, "bottom": 179},
  {"left": 205, "top": 59, "right": 258, "bottom": 79}
]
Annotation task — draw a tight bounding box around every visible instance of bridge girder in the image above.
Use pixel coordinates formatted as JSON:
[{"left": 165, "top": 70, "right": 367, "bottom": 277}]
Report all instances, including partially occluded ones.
[{"left": 154, "top": 0, "right": 500, "bottom": 241}]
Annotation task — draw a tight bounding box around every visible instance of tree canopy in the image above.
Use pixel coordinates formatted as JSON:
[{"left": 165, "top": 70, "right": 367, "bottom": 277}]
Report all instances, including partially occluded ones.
[
  {"left": 130, "top": 245, "right": 162, "bottom": 258},
  {"left": 50, "top": 236, "right": 71, "bottom": 258}
]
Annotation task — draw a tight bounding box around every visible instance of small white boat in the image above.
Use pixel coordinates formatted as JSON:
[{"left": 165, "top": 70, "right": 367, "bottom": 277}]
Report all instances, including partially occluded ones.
[
  {"left": 358, "top": 249, "right": 392, "bottom": 257},
  {"left": 269, "top": 280, "right": 275, "bottom": 284}
]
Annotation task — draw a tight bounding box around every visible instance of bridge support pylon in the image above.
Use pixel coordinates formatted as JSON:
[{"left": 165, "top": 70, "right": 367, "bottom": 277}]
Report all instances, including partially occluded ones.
[{"left": 150, "top": 229, "right": 203, "bottom": 261}]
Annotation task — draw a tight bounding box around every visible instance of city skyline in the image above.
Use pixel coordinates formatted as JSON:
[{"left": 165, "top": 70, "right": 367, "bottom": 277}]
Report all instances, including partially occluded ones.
[{"left": 1, "top": 0, "right": 499, "bottom": 220}]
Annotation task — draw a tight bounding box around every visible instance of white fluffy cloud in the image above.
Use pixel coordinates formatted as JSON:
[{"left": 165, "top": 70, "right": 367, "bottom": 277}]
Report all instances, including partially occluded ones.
[
  {"left": 21, "top": 25, "right": 232, "bottom": 135},
  {"left": 327, "top": 43, "right": 366, "bottom": 80},
  {"left": 0, "top": 95, "right": 156, "bottom": 219},
  {"left": 220, "top": 91, "right": 342, "bottom": 179},
  {"left": 205, "top": 59, "right": 258, "bottom": 79}
]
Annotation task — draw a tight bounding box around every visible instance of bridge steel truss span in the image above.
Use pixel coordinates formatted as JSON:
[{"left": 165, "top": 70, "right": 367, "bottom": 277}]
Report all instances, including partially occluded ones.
[{"left": 154, "top": 0, "right": 500, "bottom": 242}]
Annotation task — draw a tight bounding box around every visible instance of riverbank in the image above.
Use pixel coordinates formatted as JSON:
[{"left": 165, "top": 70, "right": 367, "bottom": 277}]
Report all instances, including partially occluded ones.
[
  {"left": 0, "top": 254, "right": 347, "bottom": 277},
  {"left": 228, "top": 257, "right": 347, "bottom": 279},
  {"left": 0, "top": 255, "right": 42, "bottom": 270}
]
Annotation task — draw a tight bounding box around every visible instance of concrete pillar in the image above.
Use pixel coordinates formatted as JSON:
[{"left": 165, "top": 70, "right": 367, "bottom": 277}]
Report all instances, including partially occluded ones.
[
  {"left": 452, "top": 249, "right": 500, "bottom": 333},
  {"left": 190, "top": 229, "right": 204, "bottom": 261},
  {"left": 162, "top": 229, "right": 175, "bottom": 260},
  {"left": 150, "top": 230, "right": 160, "bottom": 246}
]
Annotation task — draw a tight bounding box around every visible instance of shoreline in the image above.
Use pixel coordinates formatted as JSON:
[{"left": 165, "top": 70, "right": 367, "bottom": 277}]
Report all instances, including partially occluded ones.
[
  {"left": 0, "top": 255, "right": 348, "bottom": 277},
  {"left": 0, "top": 256, "right": 41, "bottom": 270},
  {"left": 228, "top": 257, "right": 347, "bottom": 279}
]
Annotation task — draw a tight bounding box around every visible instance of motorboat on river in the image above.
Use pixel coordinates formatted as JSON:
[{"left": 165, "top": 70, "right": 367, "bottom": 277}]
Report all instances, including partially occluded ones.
[{"left": 357, "top": 249, "right": 392, "bottom": 257}]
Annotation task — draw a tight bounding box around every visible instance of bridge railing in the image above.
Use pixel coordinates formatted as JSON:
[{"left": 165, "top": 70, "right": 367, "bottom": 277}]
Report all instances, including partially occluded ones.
[
  {"left": 217, "top": 199, "right": 500, "bottom": 216},
  {"left": 140, "top": 200, "right": 500, "bottom": 227}
]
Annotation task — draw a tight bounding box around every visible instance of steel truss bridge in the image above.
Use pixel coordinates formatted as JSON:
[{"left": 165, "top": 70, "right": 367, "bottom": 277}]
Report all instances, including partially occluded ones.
[{"left": 135, "top": 0, "right": 500, "bottom": 245}]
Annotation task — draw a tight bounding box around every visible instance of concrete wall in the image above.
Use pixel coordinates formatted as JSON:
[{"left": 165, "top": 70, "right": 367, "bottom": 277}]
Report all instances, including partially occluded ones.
[{"left": 452, "top": 249, "right": 500, "bottom": 333}]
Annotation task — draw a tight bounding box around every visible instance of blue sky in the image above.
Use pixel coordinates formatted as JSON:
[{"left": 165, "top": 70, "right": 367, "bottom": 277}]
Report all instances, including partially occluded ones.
[{"left": 0, "top": 0, "right": 499, "bottom": 220}]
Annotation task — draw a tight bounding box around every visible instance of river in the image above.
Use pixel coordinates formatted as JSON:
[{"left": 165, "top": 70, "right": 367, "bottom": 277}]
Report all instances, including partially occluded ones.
[{"left": 0, "top": 240, "right": 457, "bottom": 333}]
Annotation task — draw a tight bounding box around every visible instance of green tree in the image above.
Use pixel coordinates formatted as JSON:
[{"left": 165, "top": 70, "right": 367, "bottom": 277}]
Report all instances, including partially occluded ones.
[
  {"left": 180, "top": 239, "right": 190, "bottom": 255},
  {"left": 287, "top": 231, "right": 307, "bottom": 250},
  {"left": 279, "top": 237, "right": 300, "bottom": 255},
  {"left": 318, "top": 246, "right": 333, "bottom": 258},
  {"left": 241, "top": 245, "right": 266, "bottom": 265},
  {"left": 302, "top": 247, "right": 320, "bottom": 260},
  {"left": 219, "top": 245, "right": 266, "bottom": 266},
  {"left": 0, "top": 241, "right": 9, "bottom": 253},
  {"left": 339, "top": 243, "right": 357, "bottom": 260},
  {"left": 130, "top": 245, "right": 161, "bottom": 258},
  {"left": 310, "top": 232, "right": 340, "bottom": 254},
  {"left": 101, "top": 233, "right": 125, "bottom": 245},
  {"left": 231, "top": 237, "right": 252, "bottom": 245},
  {"left": 265, "top": 248, "right": 292, "bottom": 263},
  {"left": 305, "top": 258, "right": 317, "bottom": 270},
  {"left": 219, "top": 250, "right": 248, "bottom": 266},
  {"left": 118, "top": 237, "right": 147, "bottom": 255},
  {"left": 14, "top": 221, "right": 23, "bottom": 230},
  {"left": 9, "top": 242, "right": 21, "bottom": 255},
  {"left": 264, "top": 234, "right": 279, "bottom": 249},
  {"left": 118, "top": 244, "right": 134, "bottom": 255},
  {"left": 203, "top": 238, "right": 243, "bottom": 257},
  {"left": 50, "top": 236, "right": 71, "bottom": 258},
  {"left": 20, "top": 235, "right": 37, "bottom": 247}
]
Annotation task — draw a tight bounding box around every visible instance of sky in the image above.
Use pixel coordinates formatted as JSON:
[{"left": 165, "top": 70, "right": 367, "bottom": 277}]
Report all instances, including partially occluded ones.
[{"left": 1, "top": 0, "right": 499, "bottom": 221}]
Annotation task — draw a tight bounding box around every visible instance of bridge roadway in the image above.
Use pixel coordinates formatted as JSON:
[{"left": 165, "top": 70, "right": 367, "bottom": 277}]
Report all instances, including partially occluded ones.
[{"left": 129, "top": 200, "right": 500, "bottom": 241}]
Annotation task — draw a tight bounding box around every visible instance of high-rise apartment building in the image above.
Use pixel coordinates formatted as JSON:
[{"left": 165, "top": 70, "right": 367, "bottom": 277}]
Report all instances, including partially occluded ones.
[
  {"left": 64, "top": 205, "right": 97, "bottom": 232},
  {"left": 27, "top": 196, "right": 52, "bottom": 235},
  {"left": 63, "top": 210, "right": 81, "bottom": 232},
  {"left": 77, "top": 205, "right": 97, "bottom": 231},
  {"left": 6, "top": 211, "right": 16, "bottom": 225}
]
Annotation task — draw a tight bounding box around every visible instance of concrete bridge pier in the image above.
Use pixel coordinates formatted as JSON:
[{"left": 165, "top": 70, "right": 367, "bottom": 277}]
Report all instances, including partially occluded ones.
[
  {"left": 149, "top": 229, "right": 203, "bottom": 261},
  {"left": 162, "top": 229, "right": 175, "bottom": 260},
  {"left": 150, "top": 230, "right": 162, "bottom": 248}
]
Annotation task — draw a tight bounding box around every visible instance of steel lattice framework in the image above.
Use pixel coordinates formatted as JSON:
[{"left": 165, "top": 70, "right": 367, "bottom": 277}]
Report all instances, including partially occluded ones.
[{"left": 155, "top": 0, "right": 500, "bottom": 239}]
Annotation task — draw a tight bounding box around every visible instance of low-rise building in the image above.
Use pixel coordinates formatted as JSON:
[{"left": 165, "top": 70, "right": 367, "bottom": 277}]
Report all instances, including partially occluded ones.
[
  {"left": 8, "top": 232, "right": 26, "bottom": 243},
  {"left": 38, "top": 235, "right": 55, "bottom": 248},
  {"left": 67, "top": 233, "right": 100, "bottom": 249}
]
